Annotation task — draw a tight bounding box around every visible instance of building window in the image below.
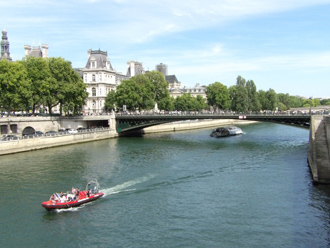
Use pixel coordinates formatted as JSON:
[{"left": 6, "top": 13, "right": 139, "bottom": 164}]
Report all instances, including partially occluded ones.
[
  {"left": 84, "top": 74, "right": 87, "bottom": 83},
  {"left": 100, "top": 88, "right": 102, "bottom": 95},
  {"left": 92, "top": 74, "right": 96, "bottom": 82},
  {"left": 99, "top": 74, "right": 102, "bottom": 81},
  {"left": 92, "top": 87, "right": 96, "bottom": 96}
]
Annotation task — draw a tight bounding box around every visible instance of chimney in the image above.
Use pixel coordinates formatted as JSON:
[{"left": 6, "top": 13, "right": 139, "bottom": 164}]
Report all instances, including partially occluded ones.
[
  {"left": 87, "top": 49, "right": 92, "bottom": 58},
  {"left": 41, "top": 44, "right": 48, "bottom": 58},
  {"left": 24, "top": 45, "right": 31, "bottom": 57}
]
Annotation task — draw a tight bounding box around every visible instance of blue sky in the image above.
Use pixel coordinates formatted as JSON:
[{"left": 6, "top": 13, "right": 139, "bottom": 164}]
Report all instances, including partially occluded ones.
[{"left": 1, "top": 0, "right": 330, "bottom": 98}]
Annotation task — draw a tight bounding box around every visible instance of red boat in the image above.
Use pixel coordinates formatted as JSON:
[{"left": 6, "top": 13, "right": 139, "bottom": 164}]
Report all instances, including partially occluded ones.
[{"left": 42, "top": 179, "right": 104, "bottom": 210}]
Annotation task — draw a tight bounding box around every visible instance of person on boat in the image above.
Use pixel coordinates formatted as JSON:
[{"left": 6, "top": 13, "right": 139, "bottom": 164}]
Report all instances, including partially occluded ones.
[
  {"left": 60, "top": 192, "right": 67, "bottom": 202},
  {"left": 75, "top": 188, "right": 80, "bottom": 199},
  {"left": 71, "top": 187, "right": 76, "bottom": 194},
  {"left": 50, "top": 194, "right": 59, "bottom": 203}
]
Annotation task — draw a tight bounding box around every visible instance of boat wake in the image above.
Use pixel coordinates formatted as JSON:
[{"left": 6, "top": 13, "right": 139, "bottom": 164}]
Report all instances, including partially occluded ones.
[
  {"left": 101, "top": 174, "right": 156, "bottom": 197},
  {"left": 55, "top": 207, "right": 81, "bottom": 213}
]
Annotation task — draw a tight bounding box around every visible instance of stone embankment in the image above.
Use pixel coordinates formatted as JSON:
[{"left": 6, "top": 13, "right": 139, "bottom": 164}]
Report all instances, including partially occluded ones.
[
  {"left": 0, "top": 129, "right": 117, "bottom": 156},
  {"left": 308, "top": 116, "right": 330, "bottom": 184},
  {"left": 0, "top": 119, "right": 252, "bottom": 156}
]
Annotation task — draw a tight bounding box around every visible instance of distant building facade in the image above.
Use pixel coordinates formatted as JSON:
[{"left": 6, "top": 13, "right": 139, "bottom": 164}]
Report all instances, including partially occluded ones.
[
  {"left": 81, "top": 49, "right": 128, "bottom": 114},
  {"left": 169, "top": 84, "right": 207, "bottom": 99},
  {"left": 24, "top": 44, "right": 49, "bottom": 58},
  {"left": 0, "top": 29, "right": 12, "bottom": 61},
  {"left": 126, "top": 61, "right": 145, "bottom": 77}
]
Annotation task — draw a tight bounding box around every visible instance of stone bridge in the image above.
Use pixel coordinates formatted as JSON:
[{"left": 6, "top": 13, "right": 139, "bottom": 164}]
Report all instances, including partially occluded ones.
[{"left": 115, "top": 113, "right": 311, "bottom": 132}]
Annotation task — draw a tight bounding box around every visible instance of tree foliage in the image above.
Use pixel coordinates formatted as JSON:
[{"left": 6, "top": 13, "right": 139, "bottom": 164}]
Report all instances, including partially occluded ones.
[
  {"left": 0, "top": 57, "right": 87, "bottom": 115},
  {"left": 105, "top": 71, "right": 173, "bottom": 112},
  {"left": 246, "top": 80, "right": 261, "bottom": 112},
  {"left": 206, "top": 82, "right": 230, "bottom": 111},
  {"left": 21, "top": 56, "right": 51, "bottom": 113},
  {"left": 0, "top": 60, "right": 30, "bottom": 115},
  {"left": 229, "top": 76, "right": 248, "bottom": 112}
]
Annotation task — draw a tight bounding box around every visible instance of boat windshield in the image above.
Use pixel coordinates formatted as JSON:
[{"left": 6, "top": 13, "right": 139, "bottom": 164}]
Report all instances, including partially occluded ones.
[{"left": 85, "top": 179, "right": 100, "bottom": 194}]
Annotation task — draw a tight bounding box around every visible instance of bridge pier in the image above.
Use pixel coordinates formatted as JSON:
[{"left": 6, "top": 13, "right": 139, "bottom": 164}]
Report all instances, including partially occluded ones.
[{"left": 308, "top": 115, "right": 330, "bottom": 184}]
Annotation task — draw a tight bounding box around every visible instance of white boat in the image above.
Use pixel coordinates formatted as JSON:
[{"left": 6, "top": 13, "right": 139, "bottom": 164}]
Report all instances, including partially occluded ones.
[{"left": 227, "top": 126, "right": 243, "bottom": 135}]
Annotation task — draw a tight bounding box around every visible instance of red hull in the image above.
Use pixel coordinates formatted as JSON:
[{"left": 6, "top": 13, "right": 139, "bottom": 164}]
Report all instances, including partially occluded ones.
[{"left": 42, "top": 192, "right": 104, "bottom": 210}]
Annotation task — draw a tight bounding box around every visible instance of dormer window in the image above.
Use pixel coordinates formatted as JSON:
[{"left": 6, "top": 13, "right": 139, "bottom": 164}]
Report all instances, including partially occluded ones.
[{"left": 90, "top": 57, "right": 97, "bottom": 68}]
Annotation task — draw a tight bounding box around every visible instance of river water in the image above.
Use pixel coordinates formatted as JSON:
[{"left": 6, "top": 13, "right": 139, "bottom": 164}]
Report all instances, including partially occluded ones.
[{"left": 1, "top": 122, "right": 330, "bottom": 248}]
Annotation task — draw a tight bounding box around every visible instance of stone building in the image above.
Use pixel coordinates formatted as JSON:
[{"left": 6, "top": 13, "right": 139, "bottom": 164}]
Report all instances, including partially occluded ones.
[
  {"left": 0, "top": 29, "right": 12, "bottom": 61},
  {"left": 169, "top": 84, "right": 207, "bottom": 99},
  {"left": 24, "top": 44, "right": 49, "bottom": 58},
  {"left": 126, "top": 60, "right": 144, "bottom": 77},
  {"left": 81, "top": 49, "right": 128, "bottom": 114}
]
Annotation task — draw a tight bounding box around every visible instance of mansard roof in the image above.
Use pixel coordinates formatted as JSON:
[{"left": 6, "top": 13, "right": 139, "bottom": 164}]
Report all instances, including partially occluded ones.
[
  {"left": 29, "top": 46, "right": 42, "bottom": 57},
  {"left": 165, "top": 75, "right": 179, "bottom": 84},
  {"left": 85, "top": 49, "right": 113, "bottom": 70}
]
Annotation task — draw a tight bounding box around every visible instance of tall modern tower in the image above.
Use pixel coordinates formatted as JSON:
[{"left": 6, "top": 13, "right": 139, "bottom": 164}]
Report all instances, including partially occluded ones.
[{"left": 0, "top": 29, "right": 12, "bottom": 61}]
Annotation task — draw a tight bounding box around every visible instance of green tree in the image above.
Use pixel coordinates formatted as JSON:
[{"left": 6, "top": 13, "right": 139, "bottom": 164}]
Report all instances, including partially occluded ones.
[
  {"left": 158, "top": 96, "right": 175, "bottom": 111},
  {"left": 265, "top": 88, "right": 277, "bottom": 111},
  {"left": 312, "top": 98, "right": 321, "bottom": 107},
  {"left": 48, "top": 57, "right": 86, "bottom": 115},
  {"left": 302, "top": 99, "right": 312, "bottom": 108},
  {"left": 290, "top": 96, "right": 304, "bottom": 108},
  {"left": 277, "top": 93, "right": 291, "bottom": 111},
  {"left": 320, "top": 99, "right": 330, "bottom": 105},
  {"left": 0, "top": 60, "right": 31, "bottom": 115},
  {"left": 195, "top": 95, "right": 208, "bottom": 111},
  {"left": 104, "top": 90, "right": 116, "bottom": 111},
  {"left": 21, "top": 56, "right": 51, "bottom": 113},
  {"left": 230, "top": 76, "right": 248, "bottom": 112},
  {"left": 258, "top": 90, "right": 267, "bottom": 110},
  {"left": 246, "top": 80, "right": 261, "bottom": 112},
  {"left": 206, "top": 82, "right": 230, "bottom": 111},
  {"left": 115, "top": 79, "right": 144, "bottom": 111},
  {"left": 145, "top": 71, "right": 169, "bottom": 103},
  {"left": 63, "top": 75, "right": 88, "bottom": 115},
  {"left": 134, "top": 74, "right": 155, "bottom": 110},
  {"left": 174, "top": 93, "right": 192, "bottom": 111}
]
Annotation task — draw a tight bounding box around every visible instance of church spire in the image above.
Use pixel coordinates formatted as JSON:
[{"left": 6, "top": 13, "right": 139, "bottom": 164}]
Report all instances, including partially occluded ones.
[{"left": 1, "top": 29, "right": 12, "bottom": 61}]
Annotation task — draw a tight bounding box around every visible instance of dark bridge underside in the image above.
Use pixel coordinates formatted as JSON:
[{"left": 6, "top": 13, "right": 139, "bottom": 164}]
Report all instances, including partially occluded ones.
[{"left": 115, "top": 114, "right": 311, "bottom": 133}]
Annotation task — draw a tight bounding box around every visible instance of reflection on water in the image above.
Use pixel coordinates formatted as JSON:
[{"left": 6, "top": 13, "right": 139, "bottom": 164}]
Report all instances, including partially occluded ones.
[{"left": 1, "top": 123, "right": 330, "bottom": 248}]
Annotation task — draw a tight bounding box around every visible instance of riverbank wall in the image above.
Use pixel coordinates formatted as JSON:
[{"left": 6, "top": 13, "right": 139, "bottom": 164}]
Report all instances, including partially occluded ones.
[
  {"left": 308, "top": 115, "right": 330, "bottom": 184},
  {"left": 0, "top": 119, "right": 252, "bottom": 156},
  {"left": 0, "top": 129, "right": 117, "bottom": 156}
]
